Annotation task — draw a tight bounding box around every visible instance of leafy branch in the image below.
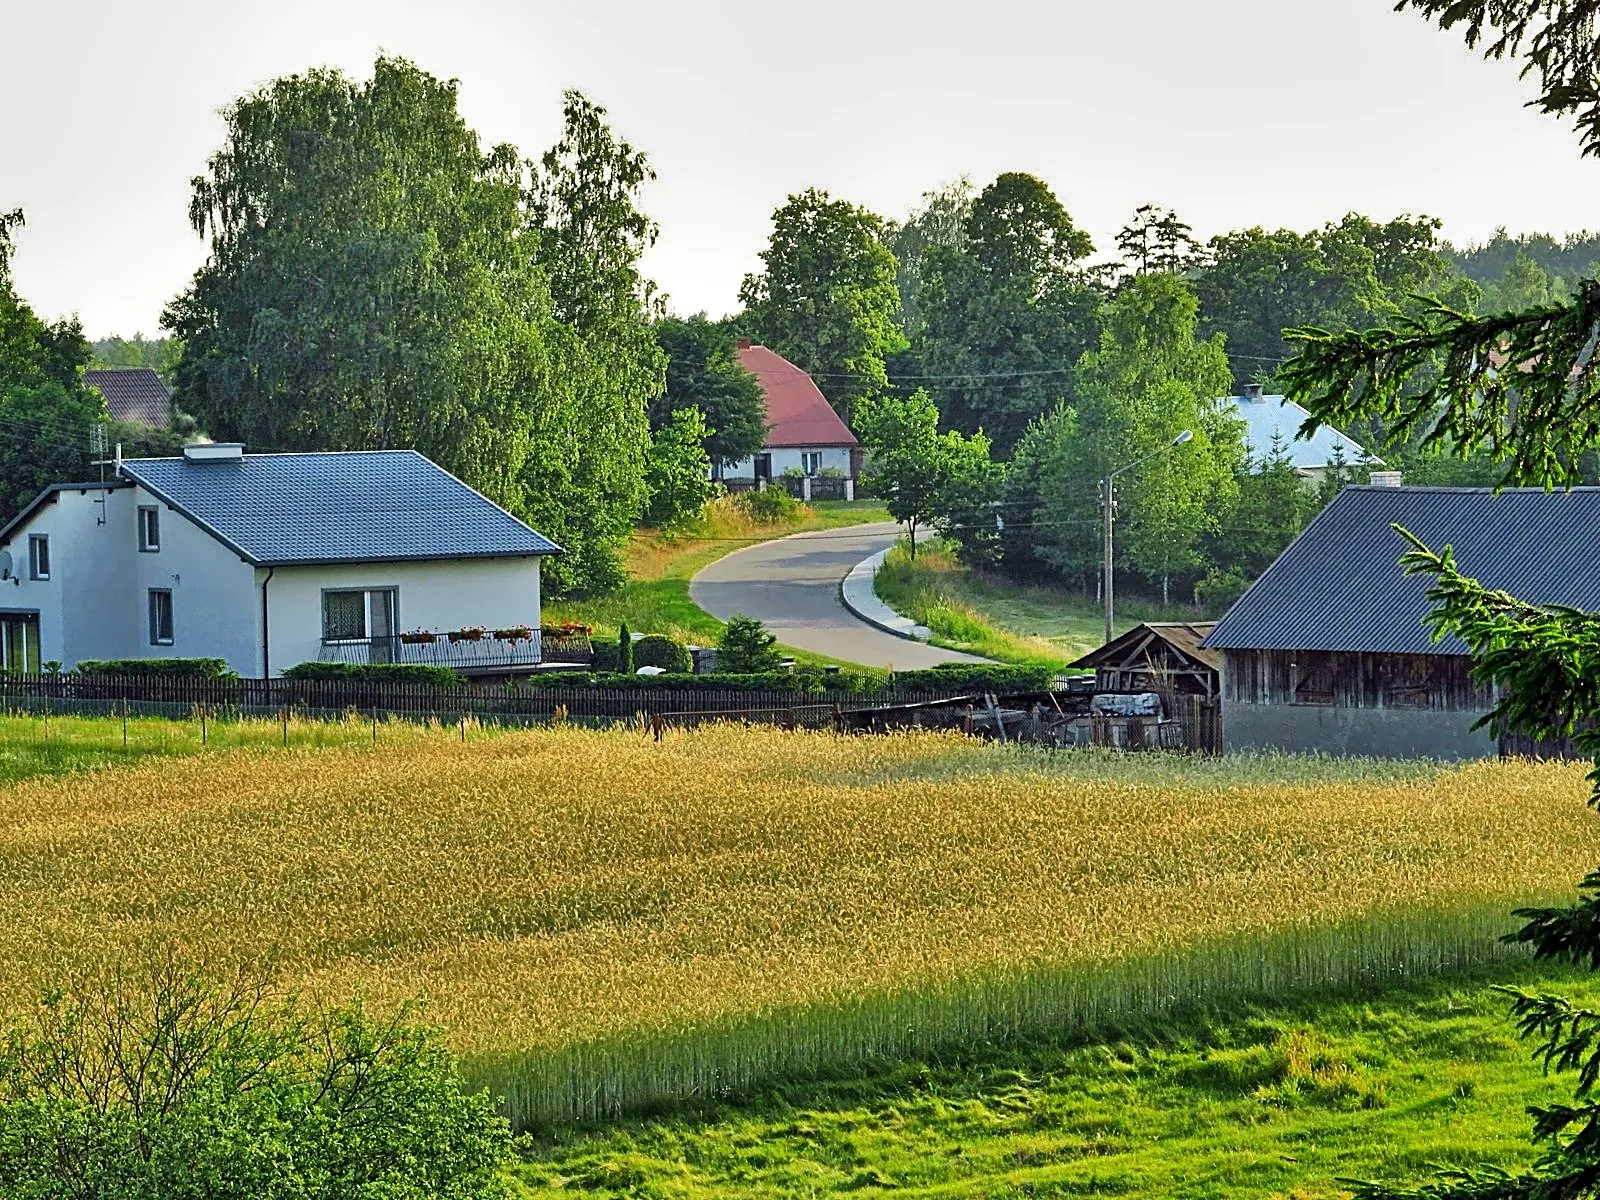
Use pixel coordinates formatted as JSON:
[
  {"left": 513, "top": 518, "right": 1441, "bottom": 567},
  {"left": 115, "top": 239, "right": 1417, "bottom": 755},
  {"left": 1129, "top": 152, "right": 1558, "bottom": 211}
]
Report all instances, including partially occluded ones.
[{"left": 1279, "top": 279, "right": 1600, "bottom": 487}]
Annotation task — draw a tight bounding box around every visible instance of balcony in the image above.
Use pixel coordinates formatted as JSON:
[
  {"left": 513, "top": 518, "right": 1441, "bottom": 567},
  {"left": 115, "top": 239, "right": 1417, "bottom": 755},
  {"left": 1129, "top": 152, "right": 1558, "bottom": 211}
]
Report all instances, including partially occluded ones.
[{"left": 319, "top": 629, "right": 593, "bottom": 672}]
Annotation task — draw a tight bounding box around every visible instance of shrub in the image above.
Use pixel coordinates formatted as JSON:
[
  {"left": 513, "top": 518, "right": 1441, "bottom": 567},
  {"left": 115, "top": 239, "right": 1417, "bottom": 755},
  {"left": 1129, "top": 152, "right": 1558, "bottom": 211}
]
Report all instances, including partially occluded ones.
[
  {"left": 891, "top": 664, "right": 1055, "bottom": 693},
  {"left": 282, "top": 662, "right": 461, "bottom": 687},
  {"left": 0, "top": 959, "right": 512, "bottom": 1200},
  {"left": 589, "top": 638, "right": 620, "bottom": 672},
  {"left": 737, "top": 485, "right": 802, "bottom": 524},
  {"left": 552, "top": 671, "right": 822, "bottom": 693},
  {"left": 717, "top": 614, "right": 783, "bottom": 674},
  {"left": 75, "top": 657, "right": 235, "bottom": 679},
  {"left": 617, "top": 623, "right": 635, "bottom": 675},
  {"left": 633, "top": 635, "right": 690, "bottom": 674}
]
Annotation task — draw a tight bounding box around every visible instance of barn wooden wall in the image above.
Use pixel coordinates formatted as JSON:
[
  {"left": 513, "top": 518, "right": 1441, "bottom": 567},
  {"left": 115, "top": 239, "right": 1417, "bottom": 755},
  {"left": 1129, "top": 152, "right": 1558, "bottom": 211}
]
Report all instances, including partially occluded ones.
[{"left": 1223, "top": 649, "right": 1494, "bottom": 713}]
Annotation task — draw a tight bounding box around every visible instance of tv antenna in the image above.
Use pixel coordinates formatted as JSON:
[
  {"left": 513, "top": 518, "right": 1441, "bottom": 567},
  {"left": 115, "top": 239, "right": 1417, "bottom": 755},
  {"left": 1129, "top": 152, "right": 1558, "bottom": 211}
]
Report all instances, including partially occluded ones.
[{"left": 89, "top": 424, "right": 120, "bottom": 526}]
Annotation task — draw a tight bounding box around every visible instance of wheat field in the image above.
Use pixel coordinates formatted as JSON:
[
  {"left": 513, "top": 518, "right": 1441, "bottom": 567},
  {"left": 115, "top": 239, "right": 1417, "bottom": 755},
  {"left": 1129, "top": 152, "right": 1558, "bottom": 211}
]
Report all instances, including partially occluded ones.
[{"left": 0, "top": 722, "right": 1594, "bottom": 1125}]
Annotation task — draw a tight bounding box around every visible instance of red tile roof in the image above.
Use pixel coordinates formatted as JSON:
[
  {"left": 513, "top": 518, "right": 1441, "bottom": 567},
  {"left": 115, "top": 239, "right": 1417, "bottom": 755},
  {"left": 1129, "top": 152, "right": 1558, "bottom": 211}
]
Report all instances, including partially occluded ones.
[{"left": 735, "top": 344, "right": 859, "bottom": 448}]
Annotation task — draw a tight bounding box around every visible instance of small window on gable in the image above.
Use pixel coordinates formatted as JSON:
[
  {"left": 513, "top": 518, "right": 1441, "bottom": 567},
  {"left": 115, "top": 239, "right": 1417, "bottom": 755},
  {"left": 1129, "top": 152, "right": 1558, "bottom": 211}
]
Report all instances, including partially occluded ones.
[
  {"left": 28, "top": 535, "right": 49, "bottom": 580},
  {"left": 138, "top": 506, "right": 160, "bottom": 552},
  {"left": 148, "top": 589, "right": 173, "bottom": 645}
]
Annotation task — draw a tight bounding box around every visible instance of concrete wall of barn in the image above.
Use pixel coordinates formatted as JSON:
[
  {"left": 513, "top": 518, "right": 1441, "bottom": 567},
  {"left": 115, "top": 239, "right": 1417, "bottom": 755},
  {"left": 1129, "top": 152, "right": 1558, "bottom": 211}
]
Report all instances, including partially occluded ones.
[{"left": 1222, "top": 698, "right": 1499, "bottom": 760}]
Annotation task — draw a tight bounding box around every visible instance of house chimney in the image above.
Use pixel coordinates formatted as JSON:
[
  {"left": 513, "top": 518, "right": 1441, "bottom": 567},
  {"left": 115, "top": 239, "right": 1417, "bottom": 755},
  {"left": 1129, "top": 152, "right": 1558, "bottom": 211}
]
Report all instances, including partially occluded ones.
[
  {"left": 182, "top": 442, "right": 245, "bottom": 463},
  {"left": 1368, "top": 470, "right": 1404, "bottom": 488},
  {"left": 736, "top": 337, "right": 752, "bottom": 350},
  {"left": 1240, "top": 383, "right": 1266, "bottom": 402}
]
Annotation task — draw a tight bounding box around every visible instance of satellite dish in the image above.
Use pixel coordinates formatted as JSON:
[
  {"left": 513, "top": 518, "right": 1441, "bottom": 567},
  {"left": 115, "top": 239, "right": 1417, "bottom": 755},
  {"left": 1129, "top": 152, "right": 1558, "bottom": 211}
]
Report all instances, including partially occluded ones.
[{"left": 0, "top": 550, "right": 11, "bottom": 581}]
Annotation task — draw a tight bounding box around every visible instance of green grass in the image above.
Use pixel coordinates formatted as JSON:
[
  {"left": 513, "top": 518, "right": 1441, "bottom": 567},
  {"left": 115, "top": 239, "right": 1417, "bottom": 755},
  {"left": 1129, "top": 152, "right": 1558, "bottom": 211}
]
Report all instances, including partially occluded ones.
[
  {"left": 545, "top": 498, "right": 889, "bottom": 666},
  {"left": 875, "top": 542, "right": 1220, "bottom": 669},
  {"left": 510, "top": 963, "right": 1581, "bottom": 1198}
]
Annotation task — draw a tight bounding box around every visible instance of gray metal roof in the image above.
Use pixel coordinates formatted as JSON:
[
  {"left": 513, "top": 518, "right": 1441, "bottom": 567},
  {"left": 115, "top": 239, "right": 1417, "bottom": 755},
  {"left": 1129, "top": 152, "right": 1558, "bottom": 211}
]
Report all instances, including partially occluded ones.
[
  {"left": 84, "top": 368, "right": 172, "bottom": 427},
  {"left": 1203, "top": 485, "right": 1600, "bottom": 655},
  {"left": 118, "top": 450, "right": 561, "bottom": 566}
]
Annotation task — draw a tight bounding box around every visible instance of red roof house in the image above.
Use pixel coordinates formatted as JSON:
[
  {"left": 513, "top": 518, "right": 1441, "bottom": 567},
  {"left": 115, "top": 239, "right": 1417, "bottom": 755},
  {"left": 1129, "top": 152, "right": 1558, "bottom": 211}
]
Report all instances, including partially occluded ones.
[{"left": 728, "top": 342, "right": 860, "bottom": 489}]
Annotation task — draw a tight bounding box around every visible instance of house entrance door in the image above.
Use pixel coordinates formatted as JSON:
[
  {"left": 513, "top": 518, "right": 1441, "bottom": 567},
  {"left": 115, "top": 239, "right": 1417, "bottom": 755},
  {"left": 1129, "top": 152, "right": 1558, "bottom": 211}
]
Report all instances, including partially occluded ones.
[{"left": 754, "top": 453, "right": 772, "bottom": 485}]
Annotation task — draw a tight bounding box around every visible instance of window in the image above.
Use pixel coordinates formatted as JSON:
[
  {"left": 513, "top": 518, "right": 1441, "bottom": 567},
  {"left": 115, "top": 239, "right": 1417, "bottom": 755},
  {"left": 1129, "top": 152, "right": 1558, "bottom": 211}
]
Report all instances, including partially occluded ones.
[
  {"left": 322, "top": 589, "right": 397, "bottom": 642},
  {"left": 28, "top": 535, "right": 48, "bottom": 581},
  {"left": 148, "top": 589, "right": 173, "bottom": 645},
  {"left": 801, "top": 452, "right": 822, "bottom": 477},
  {"left": 0, "top": 615, "right": 40, "bottom": 673},
  {"left": 138, "top": 506, "right": 160, "bottom": 552}
]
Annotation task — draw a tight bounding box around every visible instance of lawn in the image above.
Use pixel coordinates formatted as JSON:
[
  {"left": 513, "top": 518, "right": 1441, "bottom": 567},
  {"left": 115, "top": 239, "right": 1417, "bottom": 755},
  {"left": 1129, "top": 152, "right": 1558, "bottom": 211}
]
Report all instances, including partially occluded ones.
[
  {"left": 874, "top": 542, "right": 1220, "bottom": 669},
  {"left": 544, "top": 496, "right": 890, "bottom": 656},
  {"left": 513, "top": 965, "right": 1585, "bottom": 1198},
  {"left": 0, "top": 717, "right": 1592, "bottom": 1134}
]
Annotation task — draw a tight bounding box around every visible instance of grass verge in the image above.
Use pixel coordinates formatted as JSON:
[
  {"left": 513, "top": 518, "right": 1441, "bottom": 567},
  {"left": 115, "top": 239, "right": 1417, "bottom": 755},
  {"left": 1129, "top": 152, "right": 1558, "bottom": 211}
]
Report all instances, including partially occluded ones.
[
  {"left": 873, "top": 542, "right": 1219, "bottom": 669},
  {"left": 511, "top": 963, "right": 1584, "bottom": 1198},
  {"left": 545, "top": 496, "right": 889, "bottom": 661}
]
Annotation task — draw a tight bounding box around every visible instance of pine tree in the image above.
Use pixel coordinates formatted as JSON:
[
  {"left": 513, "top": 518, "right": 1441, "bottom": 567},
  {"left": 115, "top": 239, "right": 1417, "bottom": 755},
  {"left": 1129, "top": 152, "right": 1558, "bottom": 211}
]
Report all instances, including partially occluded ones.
[{"left": 617, "top": 623, "right": 634, "bottom": 675}]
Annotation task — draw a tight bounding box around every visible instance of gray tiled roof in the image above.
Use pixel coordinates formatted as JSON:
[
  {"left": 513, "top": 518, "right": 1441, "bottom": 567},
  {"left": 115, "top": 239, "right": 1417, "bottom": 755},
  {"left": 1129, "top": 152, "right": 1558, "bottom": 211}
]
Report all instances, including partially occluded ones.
[
  {"left": 1203, "top": 485, "right": 1600, "bottom": 655},
  {"left": 84, "top": 369, "right": 172, "bottom": 427},
  {"left": 119, "top": 450, "right": 560, "bottom": 566}
]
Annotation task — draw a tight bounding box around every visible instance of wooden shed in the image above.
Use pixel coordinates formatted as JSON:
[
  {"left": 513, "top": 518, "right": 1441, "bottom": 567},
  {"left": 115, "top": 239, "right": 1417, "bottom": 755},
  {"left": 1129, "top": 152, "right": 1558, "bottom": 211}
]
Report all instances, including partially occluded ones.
[{"left": 1068, "top": 623, "right": 1220, "bottom": 698}]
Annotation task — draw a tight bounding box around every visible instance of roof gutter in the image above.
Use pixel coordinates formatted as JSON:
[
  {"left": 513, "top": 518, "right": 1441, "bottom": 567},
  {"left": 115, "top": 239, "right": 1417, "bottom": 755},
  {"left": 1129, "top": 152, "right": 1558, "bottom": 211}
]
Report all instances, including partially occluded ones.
[{"left": 261, "top": 566, "right": 275, "bottom": 678}]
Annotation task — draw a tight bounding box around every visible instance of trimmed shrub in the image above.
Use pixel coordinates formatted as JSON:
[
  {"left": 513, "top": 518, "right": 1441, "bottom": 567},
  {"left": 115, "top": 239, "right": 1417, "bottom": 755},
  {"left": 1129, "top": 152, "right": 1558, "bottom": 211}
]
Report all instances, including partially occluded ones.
[
  {"left": 891, "top": 664, "right": 1055, "bottom": 693},
  {"left": 737, "top": 485, "right": 801, "bottom": 524},
  {"left": 588, "top": 639, "right": 620, "bottom": 672},
  {"left": 718, "top": 615, "right": 783, "bottom": 674},
  {"left": 617, "top": 623, "right": 635, "bottom": 675},
  {"left": 75, "top": 658, "right": 235, "bottom": 679},
  {"left": 282, "top": 662, "right": 461, "bottom": 688},
  {"left": 546, "top": 672, "right": 825, "bottom": 694},
  {"left": 633, "top": 635, "right": 690, "bottom": 674}
]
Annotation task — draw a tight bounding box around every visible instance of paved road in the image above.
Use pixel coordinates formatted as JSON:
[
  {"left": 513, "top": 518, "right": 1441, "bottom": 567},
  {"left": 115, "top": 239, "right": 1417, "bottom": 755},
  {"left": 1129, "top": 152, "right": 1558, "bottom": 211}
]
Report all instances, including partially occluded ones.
[{"left": 690, "top": 522, "right": 986, "bottom": 670}]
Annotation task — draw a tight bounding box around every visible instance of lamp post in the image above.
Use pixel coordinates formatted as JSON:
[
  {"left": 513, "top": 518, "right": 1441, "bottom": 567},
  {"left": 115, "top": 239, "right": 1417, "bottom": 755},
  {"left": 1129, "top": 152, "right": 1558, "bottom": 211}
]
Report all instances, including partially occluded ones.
[{"left": 1101, "top": 430, "right": 1194, "bottom": 646}]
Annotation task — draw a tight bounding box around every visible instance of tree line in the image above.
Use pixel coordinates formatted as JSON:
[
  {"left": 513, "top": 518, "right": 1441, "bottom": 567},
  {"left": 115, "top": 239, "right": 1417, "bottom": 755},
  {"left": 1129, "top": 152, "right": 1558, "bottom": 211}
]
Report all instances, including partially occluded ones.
[{"left": 4, "top": 51, "right": 1596, "bottom": 603}]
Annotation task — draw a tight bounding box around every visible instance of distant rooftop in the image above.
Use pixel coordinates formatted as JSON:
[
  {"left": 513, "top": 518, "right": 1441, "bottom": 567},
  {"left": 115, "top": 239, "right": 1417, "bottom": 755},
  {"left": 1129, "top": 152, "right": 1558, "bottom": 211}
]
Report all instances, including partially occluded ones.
[
  {"left": 1219, "top": 388, "right": 1380, "bottom": 473},
  {"left": 735, "top": 342, "right": 859, "bottom": 449},
  {"left": 118, "top": 448, "right": 561, "bottom": 567},
  {"left": 84, "top": 368, "right": 171, "bottom": 428}
]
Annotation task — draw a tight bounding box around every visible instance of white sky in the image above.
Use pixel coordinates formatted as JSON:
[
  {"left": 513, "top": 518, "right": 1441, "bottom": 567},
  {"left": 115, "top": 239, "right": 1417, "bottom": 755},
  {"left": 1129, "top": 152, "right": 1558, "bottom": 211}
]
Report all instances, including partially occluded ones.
[{"left": 4, "top": 0, "right": 1598, "bottom": 337}]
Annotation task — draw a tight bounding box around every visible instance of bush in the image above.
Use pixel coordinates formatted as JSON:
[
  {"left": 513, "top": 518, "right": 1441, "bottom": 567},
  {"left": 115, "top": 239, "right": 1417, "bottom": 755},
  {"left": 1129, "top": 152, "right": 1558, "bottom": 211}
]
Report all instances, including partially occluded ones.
[
  {"left": 891, "top": 664, "right": 1055, "bottom": 693},
  {"left": 633, "top": 634, "right": 690, "bottom": 673},
  {"left": 546, "top": 671, "right": 823, "bottom": 693},
  {"left": 617, "top": 623, "right": 635, "bottom": 675},
  {"left": 75, "top": 657, "right": 235, "bottom": 679},
  {"left": 718, "top": 614, "right": 784, "bottom": 673},
  {"left": 589, "top": 638, "right": 620, "bottom": 672},
  {"left": 0, "top": 959, "right": 512, "bottom": 1200},
  {"left": 737, "top": 485, "right": 802, "bottom": 524},
  {"left": 281, "top": 662, "right": 461, "bottom": 687}
]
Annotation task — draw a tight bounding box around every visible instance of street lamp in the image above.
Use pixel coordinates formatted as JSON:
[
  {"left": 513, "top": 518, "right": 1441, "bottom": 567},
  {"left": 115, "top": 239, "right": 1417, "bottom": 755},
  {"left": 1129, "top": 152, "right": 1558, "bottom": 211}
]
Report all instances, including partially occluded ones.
[{"left": 1101, "top": 430, "right": 1194, "bottom": 646}]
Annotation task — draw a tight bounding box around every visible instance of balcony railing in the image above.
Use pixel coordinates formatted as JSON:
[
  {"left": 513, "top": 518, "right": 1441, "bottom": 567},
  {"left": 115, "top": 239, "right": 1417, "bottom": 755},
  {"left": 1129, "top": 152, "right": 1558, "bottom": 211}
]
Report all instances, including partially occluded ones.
[{"left": 319, "top": 630, "right": 594, "bottom": 671}]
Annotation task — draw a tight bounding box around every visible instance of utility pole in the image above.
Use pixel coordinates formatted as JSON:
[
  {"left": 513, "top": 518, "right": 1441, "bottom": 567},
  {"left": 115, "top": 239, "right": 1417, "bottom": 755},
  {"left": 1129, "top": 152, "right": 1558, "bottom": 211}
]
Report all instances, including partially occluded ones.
[
  {"left": 1101, "top": 476, "right": 1116, "bottom": 647},
  {"left": 1100, "top": 430, "right": 1195, "bottom": 649}
]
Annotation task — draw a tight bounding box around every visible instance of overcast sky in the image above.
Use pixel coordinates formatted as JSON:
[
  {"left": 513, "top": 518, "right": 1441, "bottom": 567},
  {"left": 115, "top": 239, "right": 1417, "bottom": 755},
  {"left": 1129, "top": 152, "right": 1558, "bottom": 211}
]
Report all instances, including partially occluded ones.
[{"left": 4, "top": 0, "right": 1598, "bottom": 337}]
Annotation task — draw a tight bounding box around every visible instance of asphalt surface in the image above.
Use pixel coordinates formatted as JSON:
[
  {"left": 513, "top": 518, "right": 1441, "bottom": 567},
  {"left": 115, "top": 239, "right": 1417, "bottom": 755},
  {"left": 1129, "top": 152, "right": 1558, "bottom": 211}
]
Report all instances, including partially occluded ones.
[{"left": 690, "top": 522, "right": 987, "bottom": 670}]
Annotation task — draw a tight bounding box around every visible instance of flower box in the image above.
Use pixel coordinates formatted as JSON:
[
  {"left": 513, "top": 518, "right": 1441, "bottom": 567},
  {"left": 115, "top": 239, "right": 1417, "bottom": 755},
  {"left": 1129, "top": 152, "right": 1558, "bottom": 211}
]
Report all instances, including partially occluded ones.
[
  {"left": 446, "top": 626, "right": 487, "bottom": 643},
  {"left": 398, "top": 631, "right": 437, "bottom": 645},
  {"left": 493, "top": 625, "right": 535, "bottom": 644}
]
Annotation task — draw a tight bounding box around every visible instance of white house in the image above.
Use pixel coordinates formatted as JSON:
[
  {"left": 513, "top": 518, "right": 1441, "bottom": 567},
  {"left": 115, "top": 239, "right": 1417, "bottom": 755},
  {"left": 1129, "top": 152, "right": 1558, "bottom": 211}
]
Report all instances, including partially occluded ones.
[
  {"left": 0, "top": 444, "right": 562, "bottom": 677},
  {"left": 1220, "top": 384, "right": 1382, "bottom": 483},
  {"left": 720, "top": 341, "right": 861, "bottom": 494}
]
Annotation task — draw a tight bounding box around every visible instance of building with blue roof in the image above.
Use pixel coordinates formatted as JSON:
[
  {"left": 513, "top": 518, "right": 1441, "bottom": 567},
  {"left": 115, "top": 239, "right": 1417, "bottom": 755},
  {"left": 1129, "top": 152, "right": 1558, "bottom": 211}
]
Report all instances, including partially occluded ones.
[
  {"left": 0, "top": 443, "right": 563, "bottom": 677},
  {"left": 1220, "top": 384, "right": 1381, "bottom": 480}
]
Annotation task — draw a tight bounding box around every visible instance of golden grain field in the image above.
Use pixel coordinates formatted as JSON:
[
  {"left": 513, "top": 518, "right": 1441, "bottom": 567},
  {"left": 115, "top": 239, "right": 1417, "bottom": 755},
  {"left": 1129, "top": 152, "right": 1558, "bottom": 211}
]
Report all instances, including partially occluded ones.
[{"left": 0, "top": 722, "right": 1594, "bottom": 1124}]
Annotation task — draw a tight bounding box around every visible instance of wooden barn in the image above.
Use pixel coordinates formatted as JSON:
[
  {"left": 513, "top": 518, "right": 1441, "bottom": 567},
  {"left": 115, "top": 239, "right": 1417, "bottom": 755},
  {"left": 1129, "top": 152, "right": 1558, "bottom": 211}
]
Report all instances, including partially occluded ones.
[
  {"left": 1068, "top": 622, "right": 1220, "bottom": 697},
  {"left": 1202, "top": 484, "right": 1600, "bottom": 759}
]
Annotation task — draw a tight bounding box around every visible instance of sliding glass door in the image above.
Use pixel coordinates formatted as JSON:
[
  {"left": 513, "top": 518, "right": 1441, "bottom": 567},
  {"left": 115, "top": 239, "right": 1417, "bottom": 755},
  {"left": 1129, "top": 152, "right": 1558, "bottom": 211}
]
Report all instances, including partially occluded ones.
[{"left": 0, "top": 614, "right": 41, "bottom": 674}]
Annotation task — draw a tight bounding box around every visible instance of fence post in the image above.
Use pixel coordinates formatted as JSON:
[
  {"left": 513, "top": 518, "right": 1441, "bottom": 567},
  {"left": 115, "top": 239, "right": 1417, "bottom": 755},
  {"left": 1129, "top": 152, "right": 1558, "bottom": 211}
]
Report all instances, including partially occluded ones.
[
  {"left": 122, "top": 693, "right": 128, "bottom": 750},
  {"left": 200, "top": 704, "right": 207, "bottom": 746},
  {"left": 372, "top": 706, "right": 378, "bottom": 746},
  {"left": 281, "top": 706, "right": 288, "bottom": 747},
  {"left": 833, "top": 702, "right": 844, "bottom": 735}
]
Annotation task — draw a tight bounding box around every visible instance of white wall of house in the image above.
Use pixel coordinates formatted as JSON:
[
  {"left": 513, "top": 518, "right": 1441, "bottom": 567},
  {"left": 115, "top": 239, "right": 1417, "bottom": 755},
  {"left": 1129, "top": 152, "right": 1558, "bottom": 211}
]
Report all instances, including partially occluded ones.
[
  {"left": 0, "top": 485, "right": 262, "bottom": 673},
  {"left": 264, "top": 556, "right": 543, "bottom": 676},
  {"left": 723, "top": 446, "right": 854, "bottom": 479}
]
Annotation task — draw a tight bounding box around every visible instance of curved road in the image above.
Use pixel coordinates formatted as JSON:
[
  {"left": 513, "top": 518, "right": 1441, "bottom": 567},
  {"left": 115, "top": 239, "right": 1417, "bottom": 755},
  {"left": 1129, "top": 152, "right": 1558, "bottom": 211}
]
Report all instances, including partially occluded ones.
[{"left": 691, "top": 522, "right": 986, "bottom": 670}]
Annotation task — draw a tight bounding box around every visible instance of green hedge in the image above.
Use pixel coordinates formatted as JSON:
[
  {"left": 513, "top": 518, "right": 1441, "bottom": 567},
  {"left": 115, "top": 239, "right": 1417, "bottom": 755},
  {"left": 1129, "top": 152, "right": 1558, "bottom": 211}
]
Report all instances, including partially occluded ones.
[
  {"left": 889, "top": 664, "right": 1056, "bottom": 693},
  {"left": 281, "top": 662, "right": 462, "bottom": 687},
  {"left": 546, "top": 671, "right": 824, "bottom": 693},
  {"left": 76, "top": 658, "right": 235, "bottom": 679},
  {"left": 589, "top": 640, "right": 620, "bottom": 672}
]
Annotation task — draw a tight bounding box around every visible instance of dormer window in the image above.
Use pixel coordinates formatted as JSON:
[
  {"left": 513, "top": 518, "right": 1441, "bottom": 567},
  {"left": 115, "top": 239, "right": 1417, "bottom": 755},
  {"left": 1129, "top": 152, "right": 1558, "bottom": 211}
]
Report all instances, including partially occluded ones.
[{"left": 138, "top": 506, "right": 161, "bottom": 552}]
